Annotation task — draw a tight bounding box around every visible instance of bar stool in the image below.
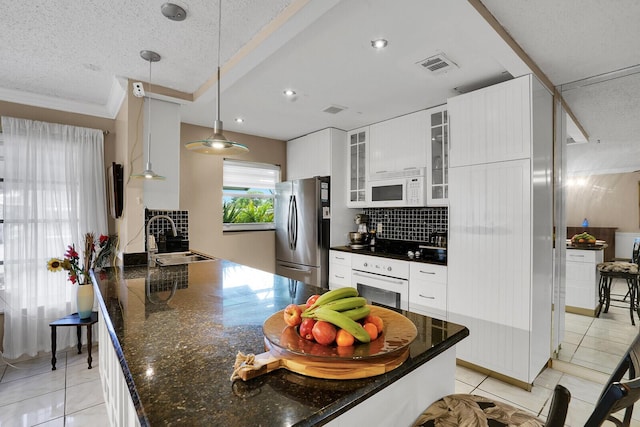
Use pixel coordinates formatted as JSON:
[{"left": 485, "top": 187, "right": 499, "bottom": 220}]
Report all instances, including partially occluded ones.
[{"left": 597, "top": 262, "right": 639, "bottom": 325}]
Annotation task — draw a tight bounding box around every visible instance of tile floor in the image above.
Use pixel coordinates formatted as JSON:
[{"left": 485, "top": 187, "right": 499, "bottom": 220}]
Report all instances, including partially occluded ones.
[{"left": 1, "top": 277, "right": 639, "bottom": 427}]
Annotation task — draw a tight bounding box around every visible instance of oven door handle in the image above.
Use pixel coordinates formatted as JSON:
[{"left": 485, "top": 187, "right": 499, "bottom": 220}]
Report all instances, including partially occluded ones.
[{"left": 352, "top": 271, "right": 405, "bottom": 286}]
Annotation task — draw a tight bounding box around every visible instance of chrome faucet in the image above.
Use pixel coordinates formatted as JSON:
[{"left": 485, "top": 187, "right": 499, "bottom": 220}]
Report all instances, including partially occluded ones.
[{"left": 146, "top": 215, "right": 177, "bottom": 267}]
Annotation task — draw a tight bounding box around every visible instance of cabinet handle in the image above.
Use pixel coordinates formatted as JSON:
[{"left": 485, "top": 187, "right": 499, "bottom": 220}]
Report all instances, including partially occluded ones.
[
  {"left": 420, "top": 270, "right": 436, "bottom": 275},
  {"left": 375, "top": 170, "right": 388, "bottom": 174},
  {"left": 335, "top": 256, "right": 345, "bottom": 260},
  {"left": 403, "top": 167, "right": 417, "bottom": 170},
  {"left": 419, "top": 294, "right": 435, "bottom": 299},
  {"left": 570, "top": 255, "right": 585, "bottom": 258},
  {"left": 335, "top": 275, "right": 345, "bottom": 279}
]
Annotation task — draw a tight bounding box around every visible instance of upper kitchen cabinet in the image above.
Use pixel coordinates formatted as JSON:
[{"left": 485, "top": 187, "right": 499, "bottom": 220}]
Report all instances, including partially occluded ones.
[
  {"left": 426, "top": 105, "right": 448, "bottom": 206},
  {"left": 347, "top": 127, "right": 368, "bottom": 208},
  {"left": 287, "top": 128, "right": 336, "bottom": 180},
  {"left": 448, "top": 76, "right": 532, "bottom": 168},
  {"left": 286, "top": 128, "right": 351, "bottom": 247},
  {"left": 368, "top": 110, "right": 428, "bottom": 179}
]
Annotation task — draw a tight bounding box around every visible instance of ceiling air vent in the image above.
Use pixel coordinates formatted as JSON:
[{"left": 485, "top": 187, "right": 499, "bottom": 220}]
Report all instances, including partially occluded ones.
[
  {"left": 416, "top": 53, "right": 458, "bottom": 74},
  {"left": 322, "top": 104, "right": 347, "bottom": 114}
]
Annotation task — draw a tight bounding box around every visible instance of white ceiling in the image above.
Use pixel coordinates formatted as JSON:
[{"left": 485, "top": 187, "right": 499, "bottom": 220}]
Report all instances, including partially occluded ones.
[{"left": 1, "top": 0, "right": 638, "bottom": 175}]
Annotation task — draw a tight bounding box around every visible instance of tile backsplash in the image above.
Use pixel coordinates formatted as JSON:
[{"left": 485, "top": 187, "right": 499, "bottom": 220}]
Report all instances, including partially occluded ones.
[
  {"left": 363, "top": 207, "right": 447, "bottom": 242},
  {"left": 145, "top": 209, "right": 189, "bottom": 250}
]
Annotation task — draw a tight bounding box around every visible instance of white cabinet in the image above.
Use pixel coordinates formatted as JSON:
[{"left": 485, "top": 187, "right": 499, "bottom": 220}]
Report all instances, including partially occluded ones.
[
  {"left": 565, "top": 249, "right": 603, "bottom": 314},
  {"left": 287, "top": 128, "right": 351, "bottom": 248},
  {"left": 368, "top": 110, "right": 428, "bottom": 179},
  {"left": 347, "top": 127, "right": 368, "bottom": 207},
  {"left": 286, "top": 129, "right": 333, "bottom": 180},
  {"left": 329, "top": 250, "right": 353, "bottom": 290},
  {"left": 447, "top": 74, "right": 553, "bottom": 385},
  {"left": 426, "top": 105, "right": 448, "bottom": 206},
  {"left": 448, "top": 76, "right": 532, "bottom": 168},
  {"left": 409, "top": 263, "right": 447, "bottom": 319}
]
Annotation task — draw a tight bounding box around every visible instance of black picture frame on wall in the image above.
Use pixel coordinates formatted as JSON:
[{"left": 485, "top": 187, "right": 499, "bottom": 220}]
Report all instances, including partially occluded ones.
[{"left": 107, "top": 162, "right": 123, "bottom": 219}]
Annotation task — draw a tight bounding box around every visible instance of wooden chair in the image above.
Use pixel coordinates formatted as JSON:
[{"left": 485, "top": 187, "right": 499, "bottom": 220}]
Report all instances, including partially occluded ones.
[
  {"left": 584, "top": 331, "right": 640, "bottom": 426},
  {"left": 411, "top": 383, "right": 570, "bottom": 426},
  {"left": 413, "top": 332, "right": 640, "bottom": 426}
]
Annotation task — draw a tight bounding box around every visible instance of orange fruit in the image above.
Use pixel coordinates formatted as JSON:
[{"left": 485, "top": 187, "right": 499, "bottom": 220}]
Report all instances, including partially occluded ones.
[
  {"left": 335, "top": 329, "right": 355, "bottom": 347},
  {"left": 364, "top": 315, "right": 384, "bottom": 334},
  {"left": 363, "top": 323, "right": 378, "bottom": 340}
]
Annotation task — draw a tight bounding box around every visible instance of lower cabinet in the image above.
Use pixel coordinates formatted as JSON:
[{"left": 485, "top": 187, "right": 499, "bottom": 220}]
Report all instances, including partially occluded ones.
[
  {"left": 565, "top": 249, "right": 603, "bottom": 315},
  {"left": 329, "top": 250, "right": 353, "bottom": 290},
  {"left": 409, "top": 263, "right": 447, "bottom": 319}
]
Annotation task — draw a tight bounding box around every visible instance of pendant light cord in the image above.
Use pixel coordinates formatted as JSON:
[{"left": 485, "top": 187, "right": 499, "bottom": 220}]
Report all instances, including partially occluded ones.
[
  {"left": 216, "top": 0, "right": 222, "bottom": 123},
  {"left": 147, "top": 58, "right": 153, "bottom": 165}
]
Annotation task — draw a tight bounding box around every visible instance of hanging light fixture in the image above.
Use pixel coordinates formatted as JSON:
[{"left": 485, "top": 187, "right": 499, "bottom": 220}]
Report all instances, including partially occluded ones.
[
  {"left": 132, "top": 50, "right": 166, "bottom": 180},
  {"left": 185, "top": 0, "right": 249, "bottom": 155}
]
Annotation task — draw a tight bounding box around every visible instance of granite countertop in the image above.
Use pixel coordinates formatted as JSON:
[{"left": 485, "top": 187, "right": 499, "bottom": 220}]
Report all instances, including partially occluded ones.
[
  {"left": 331, "top": 245, "right": 447, "bottom": 265},
  {"left": 93, "top": 259, "right": 467, "bottom": 426},
  {"left": 566, "top": 241, "right": 608, "bottom": 250}
]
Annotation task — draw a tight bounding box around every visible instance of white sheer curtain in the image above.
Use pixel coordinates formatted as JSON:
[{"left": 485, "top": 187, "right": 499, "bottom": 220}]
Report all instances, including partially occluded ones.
[{"left": 1, "top": 117, "right": 108, "bottom": 359}]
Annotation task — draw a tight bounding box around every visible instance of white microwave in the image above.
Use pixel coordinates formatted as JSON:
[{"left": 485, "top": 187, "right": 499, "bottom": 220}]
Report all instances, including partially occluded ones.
[{"left": 367, "top": 168, "right": 426, "bottom": 207}]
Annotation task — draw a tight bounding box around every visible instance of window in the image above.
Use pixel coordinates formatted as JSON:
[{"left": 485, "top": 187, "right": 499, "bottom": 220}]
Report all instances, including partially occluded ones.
[{"left": 223, "top": 160, "right": 280, "bottom": 231}]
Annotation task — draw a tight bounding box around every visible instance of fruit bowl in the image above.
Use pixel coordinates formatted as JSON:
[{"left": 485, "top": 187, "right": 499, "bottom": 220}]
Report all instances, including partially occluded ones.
[{"left": 263, "top": 305, "right": 417, "bottom": 361}]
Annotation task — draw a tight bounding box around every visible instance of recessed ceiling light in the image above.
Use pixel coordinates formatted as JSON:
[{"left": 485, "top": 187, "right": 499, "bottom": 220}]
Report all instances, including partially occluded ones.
[
  {"left": 234, "top": 117, "right": 244, "bottom": 123},
  {"left": 283, "top": 89, "right": 296, "bottom": 97},
  {"left": 161, "top": 3, "right": 187, "bottom": 21},
  {"left": 371, "top": 39, "right": 388, "bottom": 49}
]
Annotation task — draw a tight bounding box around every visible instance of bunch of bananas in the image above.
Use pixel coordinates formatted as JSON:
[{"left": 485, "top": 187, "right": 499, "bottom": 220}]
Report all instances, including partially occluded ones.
[{"left": 302, "top": 288, "right": 371, "bottom": 343}]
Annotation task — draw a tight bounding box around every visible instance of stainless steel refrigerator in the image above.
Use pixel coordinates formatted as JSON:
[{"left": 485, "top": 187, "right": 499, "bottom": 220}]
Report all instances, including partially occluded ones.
[{"left": 275, "top": 176, "right": 330, "bottom": 288}]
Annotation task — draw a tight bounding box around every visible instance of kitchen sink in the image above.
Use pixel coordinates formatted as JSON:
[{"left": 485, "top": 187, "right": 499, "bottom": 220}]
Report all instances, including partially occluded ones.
[{"left": 154, "top": 251, "right": 217, "bottom": 266}]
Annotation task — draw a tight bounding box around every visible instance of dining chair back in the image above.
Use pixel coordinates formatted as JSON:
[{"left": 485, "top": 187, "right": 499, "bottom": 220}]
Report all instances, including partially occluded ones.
[{"left": 584, "top": 331, "right": 640, "bottom": 426}]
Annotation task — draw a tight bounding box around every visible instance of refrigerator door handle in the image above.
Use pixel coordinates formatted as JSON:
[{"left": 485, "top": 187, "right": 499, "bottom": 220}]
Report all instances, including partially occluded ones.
[
  {"left": 287, "top": 195, "right": 293, "bottom": 249},
  {"left": 278, "top": 264, "right": 310, "bottom": 272},
  {"left": 291, "top": 195, "right": 298, "bottom": 250}
]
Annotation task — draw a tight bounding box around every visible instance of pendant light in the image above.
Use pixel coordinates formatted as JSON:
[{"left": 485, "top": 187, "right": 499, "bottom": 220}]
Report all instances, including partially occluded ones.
[
  {"left": 132, "top": 50, "right": 166, "bottom": 180},
  {"left": 184, "top": 0, "right": 249, "bottom": 155}
]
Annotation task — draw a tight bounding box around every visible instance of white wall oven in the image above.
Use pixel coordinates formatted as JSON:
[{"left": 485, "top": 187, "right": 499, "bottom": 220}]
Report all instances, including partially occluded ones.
[{"left": 351, "top": 254, "right": 409, "bottom": 311}]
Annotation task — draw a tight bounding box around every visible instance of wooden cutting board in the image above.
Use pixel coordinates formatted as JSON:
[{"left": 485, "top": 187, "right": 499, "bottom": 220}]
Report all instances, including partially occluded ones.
[{"left": 232, "top": 305, "right": 417, "bottom": 381}]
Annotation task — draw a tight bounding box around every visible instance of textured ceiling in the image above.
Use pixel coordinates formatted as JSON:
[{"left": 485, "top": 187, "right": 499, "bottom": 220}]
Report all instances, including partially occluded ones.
[
  {"left": 0, "top": 0, "right": 294, "bottom": 107},
  {"left": 480, "top": 0, "right": 640, "bottom": 175},
  {"left": 1, "top": 0, "right": 638, "bottom": 175}
]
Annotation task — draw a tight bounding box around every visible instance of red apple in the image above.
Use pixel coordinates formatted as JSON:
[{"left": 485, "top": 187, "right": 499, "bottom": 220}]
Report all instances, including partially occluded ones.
[
  {"left": 312, "top": 321, "right": 337, "bottom": 346},
  {"left": 283, "top": 304, "right": 303, "bottom": 327},
  {"left": 306, "top": 294, "right": 320, "bottom": 308},
  {"left": 299, "top": 318, "right": 316, "bottom": 340}
]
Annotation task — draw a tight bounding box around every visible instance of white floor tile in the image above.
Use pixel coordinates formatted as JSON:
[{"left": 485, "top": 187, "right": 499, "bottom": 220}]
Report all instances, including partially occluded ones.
[
  {"left": 470, "top": 388, "right": 542, "bottom": 417},
  {"left": 562, "top": 330, "right": 584, "bottom": 346},
  {"left": 0, "top": 389, "right": 64, "bottom": 426},
  {"left": 0, "top": 369, "right": 65, "bottom": 407},
  {"left": 578, "top": 335, "right": 631, "bottom": 356},
  {"left": 557, "top": 342, "right": 577, "bottom": 362},
  {"left": 1, "top": 354, "right": 57, "bottom": 383},
  {"left": 557, "top": 374, "right": 604, "bottom": 405},
  {"left": 533, "top": 367, "right": 563, "bottom": 390},
  {"left": 65, "top": 360, "right": 101, "bottom": 388},
  {"left": 454, "top": 380, "right": 475, "bottom": 394},
  {"left": 65, "top": 379, "right": 104, "bottom": 415},
  {"left": 65, "top": 403, "right": 110, "bottom": 427},
  {"left": 33, "top": 417, "right": 65, "bottom": 427},
  {"left": 454, "top": 365, "right": 487, "bottom": 388},
  {"left": 476, "top": 376, "right": 552, "bottom": 414},
  {"left": 66, "top": 344, "right": 99, "bottom": 369}
]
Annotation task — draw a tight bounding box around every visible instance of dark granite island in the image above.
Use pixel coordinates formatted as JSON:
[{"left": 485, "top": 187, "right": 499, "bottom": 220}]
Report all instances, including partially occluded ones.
[{"left": 92, "top": 258, "right": 468, "bottom": 427}]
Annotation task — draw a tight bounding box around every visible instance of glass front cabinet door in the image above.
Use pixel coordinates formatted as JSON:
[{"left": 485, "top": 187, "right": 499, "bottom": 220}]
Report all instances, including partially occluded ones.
[
  {"left": 347, "top": 127, "right": 368, "bottom": 207},
  {"left": 427, "top": 106, "right": 448, "bottom": 206}
]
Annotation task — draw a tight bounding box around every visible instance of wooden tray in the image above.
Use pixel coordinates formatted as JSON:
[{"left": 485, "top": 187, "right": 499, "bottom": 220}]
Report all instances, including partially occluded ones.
[{"left": 232, "top": 306, "right": 417, "bottom": 381}]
